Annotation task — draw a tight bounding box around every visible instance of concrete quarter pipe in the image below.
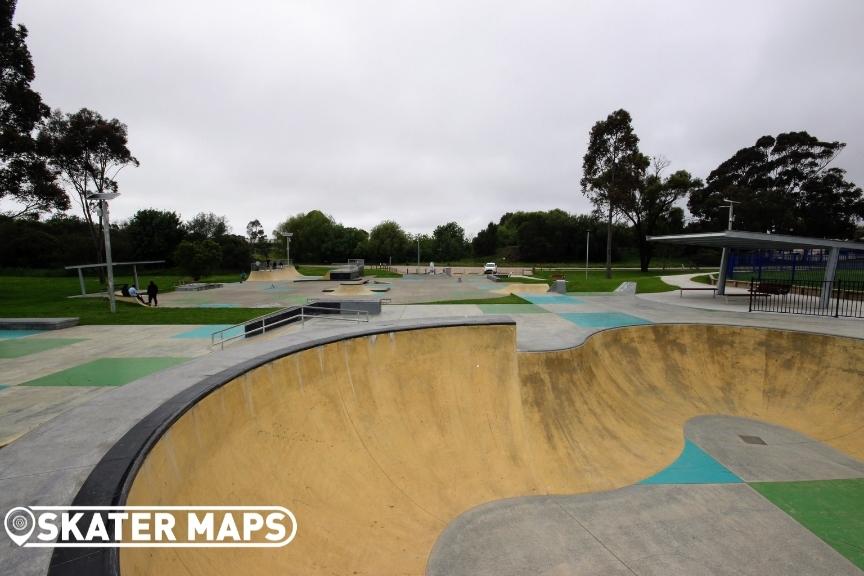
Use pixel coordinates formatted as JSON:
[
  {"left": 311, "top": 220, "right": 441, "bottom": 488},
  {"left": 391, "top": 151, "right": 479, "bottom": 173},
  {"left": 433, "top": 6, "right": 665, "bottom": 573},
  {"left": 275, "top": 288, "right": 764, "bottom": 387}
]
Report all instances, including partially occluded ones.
[
  {"left": 246, "top": 266, "right": 306, "bottom": 282},
  {"left": 59, "top": 323, "right": 864, "bottom": 575}
]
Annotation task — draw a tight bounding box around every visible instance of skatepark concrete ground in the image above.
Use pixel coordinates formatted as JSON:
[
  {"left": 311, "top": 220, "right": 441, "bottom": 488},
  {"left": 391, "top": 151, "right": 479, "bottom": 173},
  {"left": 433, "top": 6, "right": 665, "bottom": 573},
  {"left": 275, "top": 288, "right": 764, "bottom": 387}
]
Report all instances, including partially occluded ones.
[
  {"left": 139, "top": 271, "right": 555, "bottom": 307},
  {"left": 0, "top": 273, "right": 862, "bottom": 575}
]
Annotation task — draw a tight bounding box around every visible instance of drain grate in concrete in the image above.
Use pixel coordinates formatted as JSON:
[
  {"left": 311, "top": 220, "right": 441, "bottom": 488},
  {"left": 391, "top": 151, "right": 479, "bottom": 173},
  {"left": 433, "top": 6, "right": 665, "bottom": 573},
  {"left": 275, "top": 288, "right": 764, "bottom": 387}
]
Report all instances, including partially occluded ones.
[{"left": 739, "top": 434, "right": 767, "bottom": 445}]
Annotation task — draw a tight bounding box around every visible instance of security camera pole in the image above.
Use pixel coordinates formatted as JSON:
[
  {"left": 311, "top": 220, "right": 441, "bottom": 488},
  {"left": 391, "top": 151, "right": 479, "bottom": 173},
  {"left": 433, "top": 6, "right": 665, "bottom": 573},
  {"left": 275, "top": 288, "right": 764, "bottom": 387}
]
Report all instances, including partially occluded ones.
[{"left": 88, "top": 192, "right": 121, "bottom": 313}]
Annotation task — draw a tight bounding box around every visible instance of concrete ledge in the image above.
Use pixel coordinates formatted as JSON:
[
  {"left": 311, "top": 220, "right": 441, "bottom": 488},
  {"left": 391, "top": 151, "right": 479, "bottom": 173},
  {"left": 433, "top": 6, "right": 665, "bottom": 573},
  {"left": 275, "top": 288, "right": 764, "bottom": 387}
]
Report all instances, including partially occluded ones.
[
  {"left": 174, "top": 283, "right": 223, "bottom": 292},
  {"left": 613, "top": 281, "right": 637, "bottom": 295},
  {"left": 0, "top": 318, "right": 79, "bottom": 330}
]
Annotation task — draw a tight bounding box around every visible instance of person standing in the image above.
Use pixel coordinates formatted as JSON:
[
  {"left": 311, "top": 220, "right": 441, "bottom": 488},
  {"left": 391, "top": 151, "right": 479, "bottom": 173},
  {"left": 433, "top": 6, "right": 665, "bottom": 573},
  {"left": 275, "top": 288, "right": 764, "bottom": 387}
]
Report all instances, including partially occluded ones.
[{"left": 146, "top": 280, "right": 159, "bottom": 307}]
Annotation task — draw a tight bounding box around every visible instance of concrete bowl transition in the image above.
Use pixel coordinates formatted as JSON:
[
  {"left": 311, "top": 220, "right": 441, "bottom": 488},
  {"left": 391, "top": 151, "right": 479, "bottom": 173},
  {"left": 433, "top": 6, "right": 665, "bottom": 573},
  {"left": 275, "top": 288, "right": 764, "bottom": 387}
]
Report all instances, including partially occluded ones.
[{"left": 59, "top": 322, "right": 864, "bottom": 575}]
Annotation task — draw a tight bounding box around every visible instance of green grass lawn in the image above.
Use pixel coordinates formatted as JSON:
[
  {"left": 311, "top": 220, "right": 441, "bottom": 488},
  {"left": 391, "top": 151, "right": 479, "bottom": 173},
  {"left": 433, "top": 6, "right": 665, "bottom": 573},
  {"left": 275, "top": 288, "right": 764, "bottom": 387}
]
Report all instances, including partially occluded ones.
[
  {"left": 691, "top": 274, "right": 715, "bottom": 285},
  {"left": 415, "top": 294, "right": 530, "bottom": 305},
  {"left": 363, "top": 269, "right": 403, "bottom": 278},
  {"left": 0, "top": 275, "right": 277, "bottom": 325},
  {"left": 416, "top": 257, "right": 706, "bottom": 269},
  {"left": 532, "top": 269, "right": 700, "bottom": 293},
  {"left": 497, "top": 275, "right": 548, "bottom": 283},
  {"left": 296, "top": 266, "right": 331, "bottom": 276},
  {"left": 296, "top": 266, "right": 402, "bottom": 278},
  {"left": 730, "top": 269, "right": 863, "bottom": 283}
]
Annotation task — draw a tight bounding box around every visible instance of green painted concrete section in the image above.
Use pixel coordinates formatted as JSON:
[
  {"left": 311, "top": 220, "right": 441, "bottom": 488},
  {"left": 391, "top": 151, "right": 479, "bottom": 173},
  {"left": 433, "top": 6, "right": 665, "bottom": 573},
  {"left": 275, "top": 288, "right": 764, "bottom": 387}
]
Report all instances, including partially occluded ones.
[
  {"left": 0, "top": 338, "right": 85, "bottom": 359},
  {"left": 476, "top": 304, "right": 548, "bottom": 314},
  {"left": 751, "top": 479, "right": 864, "bottom": 570},
  {"left": 21, "top": 357, "right": 190, "bottom": 387}
]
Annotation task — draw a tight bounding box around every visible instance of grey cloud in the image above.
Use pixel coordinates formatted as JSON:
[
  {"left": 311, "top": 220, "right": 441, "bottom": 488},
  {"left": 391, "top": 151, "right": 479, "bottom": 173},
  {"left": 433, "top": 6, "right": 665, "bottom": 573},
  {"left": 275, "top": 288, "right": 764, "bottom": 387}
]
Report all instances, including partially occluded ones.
[{"left": 17, "top": 0, "right": 864, "bottom": 237}]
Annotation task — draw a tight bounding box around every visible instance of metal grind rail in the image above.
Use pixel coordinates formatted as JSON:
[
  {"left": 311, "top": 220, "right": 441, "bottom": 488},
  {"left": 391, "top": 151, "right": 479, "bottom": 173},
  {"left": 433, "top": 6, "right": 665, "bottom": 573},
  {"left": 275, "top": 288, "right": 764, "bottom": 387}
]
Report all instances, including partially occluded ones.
[{"left": 210, "top": 304, "right": 369, "bottom": 349}]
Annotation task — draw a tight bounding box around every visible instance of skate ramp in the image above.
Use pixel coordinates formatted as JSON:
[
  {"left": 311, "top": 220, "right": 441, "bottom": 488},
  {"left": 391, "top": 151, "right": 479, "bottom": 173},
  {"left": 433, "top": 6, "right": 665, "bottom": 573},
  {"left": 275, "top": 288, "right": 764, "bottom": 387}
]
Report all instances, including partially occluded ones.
[
  {"left": 121, "top": 324, "right": 864, "bottom": 576},
  {"left": 330, "top": 282, "right": 375, "bottom": 296},
  {"left": 493, "top": 282, "right": 550, "bottom": 295},
  {"left": 247, "top": 266, "right": 305, "bottom": 282}
]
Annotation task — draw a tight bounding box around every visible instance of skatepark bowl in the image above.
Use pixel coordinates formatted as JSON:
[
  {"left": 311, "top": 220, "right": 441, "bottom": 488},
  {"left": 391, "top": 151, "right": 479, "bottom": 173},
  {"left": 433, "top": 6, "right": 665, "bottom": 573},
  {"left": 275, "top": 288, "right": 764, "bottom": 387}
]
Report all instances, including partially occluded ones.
[{"left": 57, "top": 322, "right": 864, "bottom": 575}]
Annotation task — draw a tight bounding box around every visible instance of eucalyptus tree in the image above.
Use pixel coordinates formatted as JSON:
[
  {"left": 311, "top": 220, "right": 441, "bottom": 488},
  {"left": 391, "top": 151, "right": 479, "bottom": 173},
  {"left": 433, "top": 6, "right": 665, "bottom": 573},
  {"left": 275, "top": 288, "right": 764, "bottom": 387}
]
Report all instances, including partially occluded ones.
[{"left": 581, "top": 109, "right": 648, "bottom": 278}]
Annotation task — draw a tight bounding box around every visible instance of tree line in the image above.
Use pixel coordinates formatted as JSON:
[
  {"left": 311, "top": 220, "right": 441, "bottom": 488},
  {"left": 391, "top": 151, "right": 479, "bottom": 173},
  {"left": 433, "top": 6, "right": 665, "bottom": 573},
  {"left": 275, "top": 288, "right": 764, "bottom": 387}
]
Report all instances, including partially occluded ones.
[
  {"left": 581, "top": 109, "right": 863, "bottom": 276},
  {"left": 0, "top": 210, "right": 251, "bottom": 278},
  {"left": 263, "top": 208, "right": 686, "bottom": 266},
  {"left": 0, "top": 208, "right": 660, "bottom": 272}
]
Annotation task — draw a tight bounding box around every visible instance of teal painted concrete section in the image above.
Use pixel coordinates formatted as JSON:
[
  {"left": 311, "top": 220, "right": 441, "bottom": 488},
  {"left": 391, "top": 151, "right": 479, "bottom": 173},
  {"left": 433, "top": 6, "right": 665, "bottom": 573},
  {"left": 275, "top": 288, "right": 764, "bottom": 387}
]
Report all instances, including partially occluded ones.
[
  {"left": 560, "top": 312, "right": 651, "bottom": 328},
  {"left": 0, "top": 330, "right": 42, "bottom": 339},
  {"left": 173, "top": 325, "right": 244, "bottom": 339},
  {"left": 520, "top": 294, "right": 584, "bottom": 305},
  {"left": 641, "top": 440, "right": 743, "bottom": 484}
]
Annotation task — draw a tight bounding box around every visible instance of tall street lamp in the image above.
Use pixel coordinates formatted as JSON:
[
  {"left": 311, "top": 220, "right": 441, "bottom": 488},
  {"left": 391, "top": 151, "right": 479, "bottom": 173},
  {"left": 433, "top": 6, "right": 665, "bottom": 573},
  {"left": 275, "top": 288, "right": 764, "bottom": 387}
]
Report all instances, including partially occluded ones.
[
  {"left": 281, "top": 232, "right": 293, "bottom": 266},
  {"left": 286, "top": 232, "right": 293, "bottom": 265},
  {"left": 717, "top": 198, "right": 741, "bottom": 296},
  {"left": 88, "top": 192, "right": 120, "bottom": 313}
]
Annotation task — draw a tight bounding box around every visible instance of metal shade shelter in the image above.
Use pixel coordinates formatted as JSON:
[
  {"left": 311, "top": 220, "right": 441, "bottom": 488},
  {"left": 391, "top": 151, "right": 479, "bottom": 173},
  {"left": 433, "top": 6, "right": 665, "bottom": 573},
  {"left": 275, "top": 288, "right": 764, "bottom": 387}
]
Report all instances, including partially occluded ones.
[
  {"left": 647, "top": 231, "right": 864, "bottom": 306},
  {"left": 648, "top": 230, "right": 864, "bottom": 252}
]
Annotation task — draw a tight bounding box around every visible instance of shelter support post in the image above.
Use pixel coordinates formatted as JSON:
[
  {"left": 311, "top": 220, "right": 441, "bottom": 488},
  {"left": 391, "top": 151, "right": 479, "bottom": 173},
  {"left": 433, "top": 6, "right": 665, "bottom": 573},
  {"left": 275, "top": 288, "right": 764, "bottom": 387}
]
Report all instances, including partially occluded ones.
[
  {"left": 133, "top": 265, "right": 139, "bottom": 288},
  {"left": 77, "top": 269, "right": 86, "bottom": 296},
  {"left": 717, "top": 247, "right": 730, "bottom": 295},
  {"left": 819, "top": 247, "right": 840, "bottom": 309}
]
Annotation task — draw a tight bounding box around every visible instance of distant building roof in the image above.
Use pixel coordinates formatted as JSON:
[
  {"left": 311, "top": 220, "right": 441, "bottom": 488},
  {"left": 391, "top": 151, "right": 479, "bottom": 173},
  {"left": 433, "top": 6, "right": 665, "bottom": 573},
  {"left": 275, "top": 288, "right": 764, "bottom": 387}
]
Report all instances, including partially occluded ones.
[{"left": 647, "top": 230, "right": 864, "bottom": 251}]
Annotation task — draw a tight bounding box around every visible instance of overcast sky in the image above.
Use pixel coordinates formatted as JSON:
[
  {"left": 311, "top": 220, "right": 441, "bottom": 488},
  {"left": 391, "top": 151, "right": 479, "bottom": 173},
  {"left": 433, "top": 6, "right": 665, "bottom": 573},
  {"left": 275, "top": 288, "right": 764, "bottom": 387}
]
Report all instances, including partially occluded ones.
[{"left": 15, "top": 0, "right": 864, "bottom": 237}]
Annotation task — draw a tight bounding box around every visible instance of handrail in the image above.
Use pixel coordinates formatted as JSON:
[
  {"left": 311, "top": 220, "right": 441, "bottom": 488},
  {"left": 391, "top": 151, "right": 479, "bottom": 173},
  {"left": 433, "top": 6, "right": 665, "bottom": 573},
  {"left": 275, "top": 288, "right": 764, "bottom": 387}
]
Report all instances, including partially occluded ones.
[
  {"left": 210, "top": 304, "right": 370, "bottom": 349},
  {"left": 210, "top": 305, "right": 297, "bottom": 346}
]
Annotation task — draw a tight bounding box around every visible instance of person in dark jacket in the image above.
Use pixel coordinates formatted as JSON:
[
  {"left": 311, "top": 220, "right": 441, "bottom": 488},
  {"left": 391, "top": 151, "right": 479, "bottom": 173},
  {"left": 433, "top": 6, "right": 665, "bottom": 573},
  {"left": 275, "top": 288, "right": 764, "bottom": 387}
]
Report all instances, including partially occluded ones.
[{"left": 146, "top": 281, "right": 159, "bottom": 307}]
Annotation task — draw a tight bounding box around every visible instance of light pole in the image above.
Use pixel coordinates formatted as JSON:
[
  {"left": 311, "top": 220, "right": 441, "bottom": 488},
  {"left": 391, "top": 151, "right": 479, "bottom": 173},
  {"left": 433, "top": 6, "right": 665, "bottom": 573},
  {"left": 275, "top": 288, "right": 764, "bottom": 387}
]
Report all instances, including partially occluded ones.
[
  {"left": 585, "top": 231, "right": 590, "bottom": 280},
  {"left": 284, "top": 232, "right": 293, "bottom": 266},
  {"left": 88, "top": 192, "right": 120, "bottom": 313},
  {"left": 717, "top": 198, "right": 741, "bottom": 295},
  {"left": 416, "top": 236, "right": 420, "bottom": 269}
]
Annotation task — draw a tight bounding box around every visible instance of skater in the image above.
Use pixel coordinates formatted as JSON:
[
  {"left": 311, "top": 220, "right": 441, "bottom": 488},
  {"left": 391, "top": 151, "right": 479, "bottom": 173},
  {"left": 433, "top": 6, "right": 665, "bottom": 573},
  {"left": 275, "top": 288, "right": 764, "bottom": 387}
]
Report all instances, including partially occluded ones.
[
  {"left": 146, "top": 280, "right": 159, "bottom": 307},
  {"left": 128, "top": 285, "right": 147, "bottom": 305}
]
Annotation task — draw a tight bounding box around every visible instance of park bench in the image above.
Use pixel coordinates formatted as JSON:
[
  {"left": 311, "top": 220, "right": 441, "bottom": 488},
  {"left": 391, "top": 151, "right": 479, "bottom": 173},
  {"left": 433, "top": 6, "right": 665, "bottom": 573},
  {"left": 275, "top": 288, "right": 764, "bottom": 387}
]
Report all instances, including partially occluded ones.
[
  {"left": 717, "top": 281, "right": 791, "bottom": 304},
  {"left": 679, "top": 286, "right": 717, "bottom": 298},
  {"left": 751, "top": 281, "right": 791, "bottom": 296}
]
